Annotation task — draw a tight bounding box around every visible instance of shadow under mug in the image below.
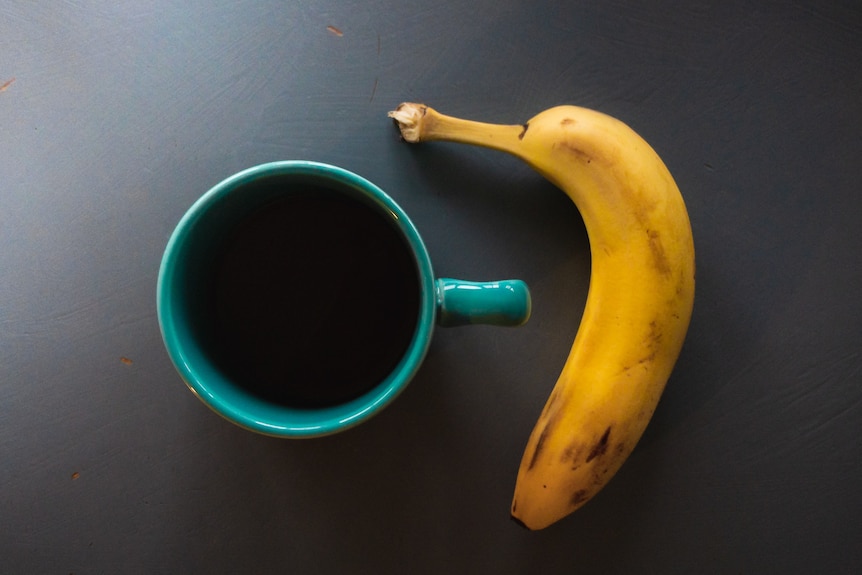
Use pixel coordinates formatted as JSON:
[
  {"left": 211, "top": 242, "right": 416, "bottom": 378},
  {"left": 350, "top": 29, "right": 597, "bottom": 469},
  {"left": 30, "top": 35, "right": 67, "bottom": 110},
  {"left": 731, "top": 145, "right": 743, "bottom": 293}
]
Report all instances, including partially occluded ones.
[{"left": 157, "top": 161, "right": 530, "bottom": 438}]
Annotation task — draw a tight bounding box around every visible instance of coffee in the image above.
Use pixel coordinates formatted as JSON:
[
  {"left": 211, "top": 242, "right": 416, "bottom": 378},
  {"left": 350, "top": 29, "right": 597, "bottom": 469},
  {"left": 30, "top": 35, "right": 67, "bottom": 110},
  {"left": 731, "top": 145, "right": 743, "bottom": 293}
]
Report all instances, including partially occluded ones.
[{"left": 203, "top": 185, "right": 421, "bottom": 407}]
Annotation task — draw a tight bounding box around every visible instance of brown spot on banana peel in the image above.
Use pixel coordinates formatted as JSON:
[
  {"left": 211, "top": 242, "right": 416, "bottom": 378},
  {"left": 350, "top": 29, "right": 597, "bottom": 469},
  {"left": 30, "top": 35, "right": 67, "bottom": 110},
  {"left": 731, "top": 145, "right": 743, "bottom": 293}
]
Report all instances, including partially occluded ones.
[
  {"left": 646, "top": 229, "right": 672, "bottom": 277},
  {"left": 586, "top": 427, "right": 612, "bottom": 463},
  {"left": 527, "top": 438, "right": 544, "bottom": 471},
  {"left": 527, "top": 393, "right": 566, "bottom": 470},
  {"left": 555, "top": 141, "right": 594, "bottom": 165},
  {"left": 518, "top": 122, "right": 529, "bottom": 140},
  {"left": 568, "top": 441, "right": 628, "bottom": 511},
  {"left": 633, "top": 320, "right": 665, "bottom": 367},
  {"left": 541, "top": 388, "right": 562, "bottom": 417},
  {"left": 594, "top": 468, "right": 612, "bottom": 486},
  {"left": 570, "top": 489, "right": 589, "bottom": 507},
  {"left": 526, "top": 419, "right": 553, "bottom": 471},
  {"left": 553, "top": 137, "right": 618, "bottom": 167},
  {"left": 561, "top": 442, "right": 586, "bottom": 468}
]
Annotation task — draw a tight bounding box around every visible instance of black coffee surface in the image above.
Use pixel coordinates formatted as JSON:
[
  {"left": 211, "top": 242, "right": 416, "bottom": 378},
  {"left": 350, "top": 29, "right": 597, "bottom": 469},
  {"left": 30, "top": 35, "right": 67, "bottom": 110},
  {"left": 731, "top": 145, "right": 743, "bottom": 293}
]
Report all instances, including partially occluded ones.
[{"left": 206, "top": 187, "right": 421, "bottom": 408}]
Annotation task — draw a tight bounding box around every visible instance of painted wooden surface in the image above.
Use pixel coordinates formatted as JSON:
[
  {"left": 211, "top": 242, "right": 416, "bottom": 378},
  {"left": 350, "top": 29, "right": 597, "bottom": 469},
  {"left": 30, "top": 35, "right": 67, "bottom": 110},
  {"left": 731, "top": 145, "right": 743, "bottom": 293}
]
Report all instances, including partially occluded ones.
[{"left": 1, "top": 1, "right": 860, "bottom": 572}]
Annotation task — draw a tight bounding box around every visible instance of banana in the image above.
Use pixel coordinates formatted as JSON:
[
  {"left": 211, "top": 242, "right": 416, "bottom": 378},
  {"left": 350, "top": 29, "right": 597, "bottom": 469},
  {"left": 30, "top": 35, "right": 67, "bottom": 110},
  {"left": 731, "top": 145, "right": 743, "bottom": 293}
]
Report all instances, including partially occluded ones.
[{"left": 388, "top": 103, "right": 695, "bottom": 530}]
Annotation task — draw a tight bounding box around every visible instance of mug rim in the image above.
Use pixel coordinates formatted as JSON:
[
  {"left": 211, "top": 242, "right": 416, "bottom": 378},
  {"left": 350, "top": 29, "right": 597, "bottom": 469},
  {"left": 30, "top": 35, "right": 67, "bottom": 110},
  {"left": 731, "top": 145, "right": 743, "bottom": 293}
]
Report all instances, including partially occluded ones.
[{"left": 157, "top": 160, "right": 436, "bottom": 437}]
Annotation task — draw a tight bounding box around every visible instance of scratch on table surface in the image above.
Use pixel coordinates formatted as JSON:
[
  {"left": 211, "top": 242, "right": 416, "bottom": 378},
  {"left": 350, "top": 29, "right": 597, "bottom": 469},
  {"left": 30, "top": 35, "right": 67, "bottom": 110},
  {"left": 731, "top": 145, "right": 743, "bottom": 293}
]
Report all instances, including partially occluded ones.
[
  {"left": 326, "top": 25, "right": 343, "bottom": 37},
  {"left": 0, "top": 77, "right": 15, "bottom": 92}
]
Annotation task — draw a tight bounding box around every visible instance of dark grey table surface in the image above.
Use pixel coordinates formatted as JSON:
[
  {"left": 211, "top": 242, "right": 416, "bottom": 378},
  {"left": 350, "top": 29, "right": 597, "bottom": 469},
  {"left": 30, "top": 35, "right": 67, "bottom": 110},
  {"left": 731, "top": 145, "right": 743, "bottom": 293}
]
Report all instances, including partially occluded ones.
[{"left": 2, "top": 1, "right": 860, "bottom": 572}]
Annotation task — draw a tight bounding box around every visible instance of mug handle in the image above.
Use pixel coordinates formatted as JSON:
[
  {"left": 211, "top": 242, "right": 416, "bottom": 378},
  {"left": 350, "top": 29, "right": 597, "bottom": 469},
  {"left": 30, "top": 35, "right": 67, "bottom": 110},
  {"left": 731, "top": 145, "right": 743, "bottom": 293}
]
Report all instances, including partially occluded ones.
[{"left": 435, "top": 279, "right": 531, "bottom": 327}]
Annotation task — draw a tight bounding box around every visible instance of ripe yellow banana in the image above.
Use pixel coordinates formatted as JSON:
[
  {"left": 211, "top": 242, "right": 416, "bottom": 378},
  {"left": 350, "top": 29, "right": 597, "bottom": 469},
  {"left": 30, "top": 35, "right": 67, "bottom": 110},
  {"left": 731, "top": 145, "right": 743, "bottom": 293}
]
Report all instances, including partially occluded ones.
[{"left": 388, "top": 103, "right": 695, "bottom": 530}]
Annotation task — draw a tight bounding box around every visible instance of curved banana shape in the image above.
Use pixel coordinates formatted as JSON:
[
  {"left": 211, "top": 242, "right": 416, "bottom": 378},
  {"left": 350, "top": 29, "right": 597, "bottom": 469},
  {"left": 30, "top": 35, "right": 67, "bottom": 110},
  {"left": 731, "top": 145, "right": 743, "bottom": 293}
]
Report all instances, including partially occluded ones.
[{"left": 388, "top": 103, "right": 695, "bottom": 530}]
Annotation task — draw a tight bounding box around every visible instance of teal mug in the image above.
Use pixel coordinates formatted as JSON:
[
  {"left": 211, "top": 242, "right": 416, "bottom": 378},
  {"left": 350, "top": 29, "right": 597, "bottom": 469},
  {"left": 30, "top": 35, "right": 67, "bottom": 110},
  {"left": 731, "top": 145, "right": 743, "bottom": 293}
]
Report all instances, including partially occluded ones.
[{"left": 157, "top": 161, "right": 531, "bottom": 438}]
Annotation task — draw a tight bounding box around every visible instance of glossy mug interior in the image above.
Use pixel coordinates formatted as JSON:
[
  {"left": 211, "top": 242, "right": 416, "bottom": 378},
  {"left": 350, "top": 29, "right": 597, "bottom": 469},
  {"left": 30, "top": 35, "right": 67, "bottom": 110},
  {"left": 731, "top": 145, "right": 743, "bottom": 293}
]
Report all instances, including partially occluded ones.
[{"left": 157, "top": 161, "right": 531, "bottom": 437}]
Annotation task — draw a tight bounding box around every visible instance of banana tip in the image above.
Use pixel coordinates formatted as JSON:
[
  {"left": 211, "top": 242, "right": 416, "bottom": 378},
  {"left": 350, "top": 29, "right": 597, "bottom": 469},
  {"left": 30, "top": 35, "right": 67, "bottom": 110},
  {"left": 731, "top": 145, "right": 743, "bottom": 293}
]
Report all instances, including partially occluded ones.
[{"left": 510, "top": 514, "right": 533, "bottom": 531}]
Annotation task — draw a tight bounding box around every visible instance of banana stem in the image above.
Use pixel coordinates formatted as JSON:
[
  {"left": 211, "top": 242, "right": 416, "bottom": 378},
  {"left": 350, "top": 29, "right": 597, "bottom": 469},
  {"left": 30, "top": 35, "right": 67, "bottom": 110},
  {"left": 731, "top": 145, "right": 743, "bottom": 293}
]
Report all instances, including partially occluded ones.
[{"left": 388, "top": 103, "right": 525, "bottom": 157}]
